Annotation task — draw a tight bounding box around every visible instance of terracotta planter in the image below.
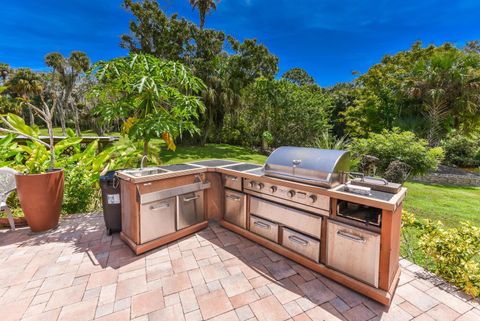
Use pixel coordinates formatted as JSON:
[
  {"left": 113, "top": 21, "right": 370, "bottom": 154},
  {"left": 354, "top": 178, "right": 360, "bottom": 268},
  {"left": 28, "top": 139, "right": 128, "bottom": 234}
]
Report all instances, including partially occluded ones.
[{"left": 15, "top": 169, "right": 64, "bottom": 232}]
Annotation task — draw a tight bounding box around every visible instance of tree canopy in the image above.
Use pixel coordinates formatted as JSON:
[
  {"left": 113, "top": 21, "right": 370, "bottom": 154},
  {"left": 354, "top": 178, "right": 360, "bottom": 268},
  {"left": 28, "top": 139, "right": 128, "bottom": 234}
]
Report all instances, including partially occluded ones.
[{"left": 90, "top": 54, "right": 206, "bottom": 155}]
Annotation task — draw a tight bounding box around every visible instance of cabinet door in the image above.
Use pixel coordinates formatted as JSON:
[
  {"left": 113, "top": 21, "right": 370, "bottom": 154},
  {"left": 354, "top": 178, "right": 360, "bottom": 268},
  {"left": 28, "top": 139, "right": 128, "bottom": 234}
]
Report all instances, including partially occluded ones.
[
  {"left": 224, "top": 190, "right": 246, "bottom": 228},
  {"left": 327, "top": 220, "right": 380, "bottom": 287},
  {"left": 177, "top": 191, "right": 205, "bottom": 230},
  {"left": 140, "top": 197, "right": 176, "bottom": 244}
]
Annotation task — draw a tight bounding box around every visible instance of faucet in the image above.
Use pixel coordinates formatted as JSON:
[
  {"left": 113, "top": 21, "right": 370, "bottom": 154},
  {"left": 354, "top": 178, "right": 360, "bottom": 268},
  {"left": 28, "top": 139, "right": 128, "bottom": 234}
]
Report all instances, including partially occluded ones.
[{"left": 140, "top": 155, "right": 148, "bottom": 170}]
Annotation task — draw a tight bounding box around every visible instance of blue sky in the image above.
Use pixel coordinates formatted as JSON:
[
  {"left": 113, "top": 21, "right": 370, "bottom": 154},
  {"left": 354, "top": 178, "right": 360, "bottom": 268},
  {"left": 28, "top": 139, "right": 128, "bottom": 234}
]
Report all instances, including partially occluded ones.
[{"left": 1, "top": 0, "right": 479, "bottom": 86}]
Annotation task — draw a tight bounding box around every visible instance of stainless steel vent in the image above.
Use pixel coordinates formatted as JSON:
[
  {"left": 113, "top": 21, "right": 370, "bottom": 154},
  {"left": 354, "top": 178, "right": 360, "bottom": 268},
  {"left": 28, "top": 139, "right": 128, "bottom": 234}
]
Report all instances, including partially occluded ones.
[{"left": 264, "top": 146, "right": 350, "bottom": 188}]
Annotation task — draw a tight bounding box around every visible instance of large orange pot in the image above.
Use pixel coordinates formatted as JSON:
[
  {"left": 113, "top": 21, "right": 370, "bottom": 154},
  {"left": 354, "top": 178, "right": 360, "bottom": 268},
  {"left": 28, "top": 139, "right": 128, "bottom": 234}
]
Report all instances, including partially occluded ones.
[{"left": 15, "top": 169, "right": 64, "bottom": 232}]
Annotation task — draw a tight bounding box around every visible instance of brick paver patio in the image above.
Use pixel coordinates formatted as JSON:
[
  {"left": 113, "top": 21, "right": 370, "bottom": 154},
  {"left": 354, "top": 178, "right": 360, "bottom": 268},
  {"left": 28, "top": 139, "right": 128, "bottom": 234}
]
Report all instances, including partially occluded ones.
[{"left": 1, "top": 214, "right": 479, "bottom": 321}]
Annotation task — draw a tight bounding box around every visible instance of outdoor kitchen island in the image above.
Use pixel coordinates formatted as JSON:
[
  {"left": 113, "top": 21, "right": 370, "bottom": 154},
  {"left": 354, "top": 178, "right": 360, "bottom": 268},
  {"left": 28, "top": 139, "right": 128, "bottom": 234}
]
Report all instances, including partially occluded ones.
[{"left": 116, "top": 152, "right": 406, "bottom": 306}]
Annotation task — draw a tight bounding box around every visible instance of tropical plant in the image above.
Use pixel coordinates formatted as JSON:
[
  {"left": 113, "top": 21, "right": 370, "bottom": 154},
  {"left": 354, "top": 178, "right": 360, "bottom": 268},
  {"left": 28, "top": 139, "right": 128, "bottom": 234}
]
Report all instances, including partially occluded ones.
[
  {"left": 0, "top": 108, "right": 58, "bottom": 172},
  {"left": 350, "top": 128, "right": 444, "bottom": 176},
  {"left": 314, "top": 131, "right": 350, "bottom": 150},
  {"left": 189, "top": 0, "right": 220, "bottom": 29},
  {"left": 90, "top": 54, "right": 205, "bottom": 156},
  {"left": 5, "top": 68, "right": 43, "bottom": 126},
  {"left": 45, "top": 51, "right": 91, "bottom": 136}
]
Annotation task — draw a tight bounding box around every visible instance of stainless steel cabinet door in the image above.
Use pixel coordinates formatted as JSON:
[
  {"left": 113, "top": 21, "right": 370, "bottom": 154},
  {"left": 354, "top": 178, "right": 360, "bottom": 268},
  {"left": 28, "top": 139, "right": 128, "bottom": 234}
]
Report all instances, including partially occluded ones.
[
  {"left": 177, "top": 191, "right": 205, "bottom": 230},
  {"left": 327, "top": 220, "right": 380, "bottom": 287},
  {"left": 224, "top": 190, "right": 247, "bottom": 228},
  {"left": 140, "top": 197, "right": 176, "bottom": 244}
]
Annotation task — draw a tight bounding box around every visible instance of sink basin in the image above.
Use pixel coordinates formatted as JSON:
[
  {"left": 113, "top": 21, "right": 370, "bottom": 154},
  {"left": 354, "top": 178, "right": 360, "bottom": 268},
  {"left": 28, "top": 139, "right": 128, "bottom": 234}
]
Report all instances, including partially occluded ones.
[{"left": 123, "top": 167, "right": 168, "bottom": 177}]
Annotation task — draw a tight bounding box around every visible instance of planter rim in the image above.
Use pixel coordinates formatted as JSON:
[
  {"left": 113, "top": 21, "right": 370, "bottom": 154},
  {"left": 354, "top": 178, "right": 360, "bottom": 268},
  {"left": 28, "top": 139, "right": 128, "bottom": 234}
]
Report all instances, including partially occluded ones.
[{"left": 15, "top": 168, "right": 64, "bottom": 177}]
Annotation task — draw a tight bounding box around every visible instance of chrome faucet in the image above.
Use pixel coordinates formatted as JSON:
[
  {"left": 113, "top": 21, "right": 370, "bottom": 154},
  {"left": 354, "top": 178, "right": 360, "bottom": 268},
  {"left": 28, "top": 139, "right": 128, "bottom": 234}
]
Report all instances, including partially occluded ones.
[{"left": 140, "top": 155, "right": 148, "bottom": 170}]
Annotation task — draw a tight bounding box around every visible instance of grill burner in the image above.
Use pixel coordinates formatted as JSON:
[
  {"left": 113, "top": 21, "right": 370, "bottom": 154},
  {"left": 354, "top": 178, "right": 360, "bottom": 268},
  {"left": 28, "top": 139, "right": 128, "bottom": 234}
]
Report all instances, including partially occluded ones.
[
  {"left": 222, "top": 163, "right": 262, "bottom": 172},
  {"left": 264, "top": 147, "right": 350, "bottom": 188},
  {"left": 159, "top": 164, "right": 200, "bottom": 172},
  {"left": 190, "top": 159, "right": 238, "bottom": 167}
]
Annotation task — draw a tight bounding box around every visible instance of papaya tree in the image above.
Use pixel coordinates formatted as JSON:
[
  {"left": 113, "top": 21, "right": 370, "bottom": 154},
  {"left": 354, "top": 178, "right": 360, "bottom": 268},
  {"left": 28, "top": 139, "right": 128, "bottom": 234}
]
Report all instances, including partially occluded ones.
[{"left": 89, "top": 54, "right": 205, "bottom": 159}]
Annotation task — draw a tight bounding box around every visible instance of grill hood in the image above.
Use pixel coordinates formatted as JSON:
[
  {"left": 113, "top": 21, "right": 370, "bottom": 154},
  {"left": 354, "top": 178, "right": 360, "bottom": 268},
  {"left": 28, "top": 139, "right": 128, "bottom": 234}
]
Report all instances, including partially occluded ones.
[{"left": 264, "top": 146, "right": 350, "bottom": 188}]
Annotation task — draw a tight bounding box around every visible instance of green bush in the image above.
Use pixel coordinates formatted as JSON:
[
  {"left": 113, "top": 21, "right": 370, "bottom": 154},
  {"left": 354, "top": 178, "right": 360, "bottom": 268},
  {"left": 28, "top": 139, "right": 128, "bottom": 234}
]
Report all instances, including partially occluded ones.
[
  {"left": 441, "top": 132, "right": 480, "bottom": 167},
  {"left": 402, "top": 211, "right": 480, "bottom": 297},
  {"left": 351, "top": 128, "right": 444, "bottom": 176},
  {"left": 62, "top": 166, "right": 98, "bottom": 214}
]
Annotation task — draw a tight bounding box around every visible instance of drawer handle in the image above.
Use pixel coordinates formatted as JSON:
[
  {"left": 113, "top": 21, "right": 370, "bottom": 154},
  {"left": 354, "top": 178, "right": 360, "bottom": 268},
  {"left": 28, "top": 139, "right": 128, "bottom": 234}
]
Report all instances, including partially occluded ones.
[
  {"left": 150, "top": 202, "right": 170, "bottom": 210},
  {"left": 183, "top": 195, "right": 200, "bottom": 202},
  {"left": 225, "top": 175, "right": 238, "bottom": 181},
  {"left": 226, "top": 194, "right": 241, "bottom": 201},
  {"left": 337, "top": 230, "right": 366, "bottom": 243},
  {"left": 288, "top": 235, "right": 309, "bottom": 246},
  {"left": 253, "top": 221, "right": 271, "bottom": 229}
]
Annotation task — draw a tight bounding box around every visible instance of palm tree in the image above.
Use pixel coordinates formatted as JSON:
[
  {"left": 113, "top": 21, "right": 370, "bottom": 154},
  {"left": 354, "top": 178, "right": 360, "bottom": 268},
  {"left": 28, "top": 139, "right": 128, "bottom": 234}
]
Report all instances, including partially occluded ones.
[
  {"left": 189, "top": 0, "right": 219, "bottom": 29},
  {"left": 405, "top": 49, "right": 480, "bottom": 145},
  {"left": 5, "top": 68, "right": 43, "bottom": 126},
  {"left": 45, "top": 51, "right": 90, "bottom": 136},
  {"left": 0, "top": 63, "right": 10, "bottom": 84}
]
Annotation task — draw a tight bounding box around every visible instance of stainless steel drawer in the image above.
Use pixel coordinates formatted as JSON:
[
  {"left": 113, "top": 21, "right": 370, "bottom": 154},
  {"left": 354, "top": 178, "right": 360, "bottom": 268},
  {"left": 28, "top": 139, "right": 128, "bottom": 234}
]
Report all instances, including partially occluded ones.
[
  {"left": 250, "top": 197, "right": 322, "bottom": 238},
  {"left": 140, "top": 197, "right": 176, "bottom": 244},
  {"left": 224, "top": 190, "right": 247, "bottom": 228},
  {"left": 282, "top": 228, "right": 320, "bottom": 262},
  {"left": 177, "top": 191, "right": 205, "bottom": 230},
  {"left": 327, "top": 220, "right": 380, "bottom": 287},
  {"left": 223, "top": 174, "right": 242, "bottom": 191},
  {"left": 249, "top": 215, "right": 279, "bottom": 243}
]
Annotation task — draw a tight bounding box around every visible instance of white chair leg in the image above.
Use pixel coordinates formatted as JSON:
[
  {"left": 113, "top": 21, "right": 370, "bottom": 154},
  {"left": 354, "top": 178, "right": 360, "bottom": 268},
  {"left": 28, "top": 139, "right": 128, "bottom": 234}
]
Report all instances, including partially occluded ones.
[{"left": 5, "top": 207, "right": 15, "bottom": 231}]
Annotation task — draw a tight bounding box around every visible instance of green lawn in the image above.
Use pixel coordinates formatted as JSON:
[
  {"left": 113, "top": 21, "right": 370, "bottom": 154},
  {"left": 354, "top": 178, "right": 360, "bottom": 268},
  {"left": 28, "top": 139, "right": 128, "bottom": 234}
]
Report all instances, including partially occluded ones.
[
  {"left": 403, "top": 181, "right": 480, "bottom": 227},
  {"left": 159, "top": 144, "right": 267, "bottom": 165}
]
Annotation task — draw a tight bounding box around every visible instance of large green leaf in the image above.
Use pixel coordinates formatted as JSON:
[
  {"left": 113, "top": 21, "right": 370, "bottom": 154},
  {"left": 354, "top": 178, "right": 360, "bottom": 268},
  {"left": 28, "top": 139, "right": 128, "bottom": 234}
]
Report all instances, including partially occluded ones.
[
  {"left": 55, "top": 137, "right": 83, "bottom": 155},
  {"left": 5, "top": 113, "right": 39, "bottom": 138}
]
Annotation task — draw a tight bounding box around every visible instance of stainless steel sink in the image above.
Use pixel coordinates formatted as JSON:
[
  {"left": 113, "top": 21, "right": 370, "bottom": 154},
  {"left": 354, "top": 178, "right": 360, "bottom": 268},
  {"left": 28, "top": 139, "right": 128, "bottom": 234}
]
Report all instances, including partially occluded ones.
[{"left": 122, "top": 167, "right": 168, "bottom": 177}]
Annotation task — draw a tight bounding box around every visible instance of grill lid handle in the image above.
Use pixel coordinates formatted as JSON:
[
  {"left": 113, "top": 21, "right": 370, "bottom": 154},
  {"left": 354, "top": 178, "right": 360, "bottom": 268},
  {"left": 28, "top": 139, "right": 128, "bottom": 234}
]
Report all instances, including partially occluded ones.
[{"left": 292, "top": 159, "right": 302, "bottom": 167}]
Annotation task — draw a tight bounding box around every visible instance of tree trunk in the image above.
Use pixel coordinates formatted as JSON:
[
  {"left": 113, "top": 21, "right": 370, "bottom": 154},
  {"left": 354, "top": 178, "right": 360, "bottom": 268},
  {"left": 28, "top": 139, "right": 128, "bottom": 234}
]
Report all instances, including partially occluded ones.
[
  {"left": 28, "top": 106, "right": 34, "bottom": 126},
  {"left": 58, "top": 103, "right": 67, "bottom": 136},
  {"left": 72, "top": 103, "right": 81, "bottom": 136}
]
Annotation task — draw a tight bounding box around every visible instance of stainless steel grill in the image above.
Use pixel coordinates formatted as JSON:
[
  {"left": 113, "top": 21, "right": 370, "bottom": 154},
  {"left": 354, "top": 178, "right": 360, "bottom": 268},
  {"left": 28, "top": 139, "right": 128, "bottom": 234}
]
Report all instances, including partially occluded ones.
[{"left": 264, "top": 146, "right": 350, "bottom": 188}]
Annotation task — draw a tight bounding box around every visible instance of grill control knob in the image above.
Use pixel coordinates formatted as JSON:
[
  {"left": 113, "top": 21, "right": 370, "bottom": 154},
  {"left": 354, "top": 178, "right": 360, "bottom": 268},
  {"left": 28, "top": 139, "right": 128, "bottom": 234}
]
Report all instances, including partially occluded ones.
[
  {"left": 270, "top": 186, "right": 277, "bottom": 193},
  {"left": 249, "top": 181, "right": 256, "bottom": 188},
  {"left": 309, "top": 195, "right": 317, "bottom": 203},
  {"left": 257, "top": 183, "right": 264, "bottom": 190},
  {"left": 287, "top": 190, "right": 296, "bottom": 198}
]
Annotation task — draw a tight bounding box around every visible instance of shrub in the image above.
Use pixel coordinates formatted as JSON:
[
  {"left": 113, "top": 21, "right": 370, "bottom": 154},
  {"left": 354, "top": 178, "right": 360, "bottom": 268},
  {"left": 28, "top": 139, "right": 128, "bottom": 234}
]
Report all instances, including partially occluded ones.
[
  {"left": 62, "top": 166, "right": 98, "bottom": 214},
  {"left": 441, "top": 132, "right": 480, "bottom": 167},
  {"left": 402, "top": 211, "right": 480, "bottom": 297},
  {"left": 351, "top": 128, "right": 444, "bottom": 176}
]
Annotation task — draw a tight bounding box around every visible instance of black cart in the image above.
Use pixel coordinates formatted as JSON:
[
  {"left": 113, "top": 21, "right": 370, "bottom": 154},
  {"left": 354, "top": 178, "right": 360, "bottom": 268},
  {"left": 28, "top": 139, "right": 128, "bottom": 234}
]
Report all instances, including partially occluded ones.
[{"left": 99, "top": 170, "right": 122, "bottom": 235}]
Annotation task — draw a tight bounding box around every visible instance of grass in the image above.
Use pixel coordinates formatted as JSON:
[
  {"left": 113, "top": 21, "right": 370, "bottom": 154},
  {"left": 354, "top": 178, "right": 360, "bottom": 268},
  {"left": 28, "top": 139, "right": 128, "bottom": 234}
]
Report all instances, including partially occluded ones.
[
  {"left": 159, "top": 144, "right": 267, "bottom": 165},
  {"left": 403, "top": 181, "right": 480, "bottom": 227}
]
